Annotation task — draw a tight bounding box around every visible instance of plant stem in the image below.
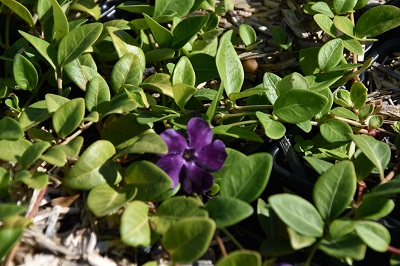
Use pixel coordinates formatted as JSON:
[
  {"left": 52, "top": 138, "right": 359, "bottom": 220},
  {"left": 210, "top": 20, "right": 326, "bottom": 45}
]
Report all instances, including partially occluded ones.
[
  {"left": 221, "top": 228, "right": 244, "bottom": 250},
  {"left": 382, "top": 159, "right": 400, "bottom": 183},
  {"left": 218, "top": 111, "right": 257, "bottom": 122},
  {"left": 56, "top": 70, "right": 63, "bottom": 95},
  {"left": 215, "top": 231, "right": 228, "bottom": 257},
  {"left": 23, "top": 69, "right": 52, "bottom": 109},
  {"left": 223, "top": 119, "right": 258, "bottom": 127},
  {"left": 231, "top": 104, "right": 273, "bottom": 113},
  {"left": 304, "top": 241, "right": 321, "bottom": 266},
  {"left": 388, "top": 245, "right": 400, "bottom": 256},
  {"left": 60, "top": 122, "right": 94, "bottom": 146}
]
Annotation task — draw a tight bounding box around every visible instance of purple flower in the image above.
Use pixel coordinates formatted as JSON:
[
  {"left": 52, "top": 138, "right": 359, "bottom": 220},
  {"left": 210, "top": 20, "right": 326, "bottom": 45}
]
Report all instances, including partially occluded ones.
[{"left": 156, "top": 117, "right": 227, "bottom": 194}]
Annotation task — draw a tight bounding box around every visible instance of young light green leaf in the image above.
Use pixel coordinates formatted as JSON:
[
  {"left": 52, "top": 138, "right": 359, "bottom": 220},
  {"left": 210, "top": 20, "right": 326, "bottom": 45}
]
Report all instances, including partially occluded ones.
[
  {"left": 350, "top": 135, "right": 391, "bottom": 180},
  {"left": 287, "top": 227, "right": 317, "bottom": 250},
  {"left": 143, "top": 14, "right": 173, "bottom": 48},
  {"left": 45, "top": 93, "right": 70, "bottom": 115},
  {"left": 85, "top": 76, "right": 111, "bottom": 113},
  {"left": 162, "top": 217, "right": 215, "bottom": 264},
  {"left": 273, "top": 89, "right": 328, "bottom": 124},
  {"left": 333, "top": 0, "right": 357, "bottom": 14},
  {"left": 320, "top": 119, "right": 353, "bottom": 143},
  {"left": 276, "top": 72, "right": 309, "bottom": 95},
  {"left": 206, "top": 196, "right": 253, "bottom": 228},
  {"left": 172, "top": 83, "right": 197, "bottom": 110},
  {"left": 355, "top": 221, "right": 390, "bottom": 252},
  {"left": 318, "top": 38, "right": 344, "bottom": 71},
  {"left": 58, "top": 136, "right": 84, "bottom": 157},
  {"left": 70, "top": 0, "right": 101, "bottom": 21},
  {"left": 13, "top": 54, "right": 38, "bottom": 91},
  {"left": 263, "top": 72, "right": 281, "bottom": 104},
  {"left": 333, "top": 89, "right": 353, "bottom": 108},
  {"left": 256, "top": 111, "right": 286, "bottom": 140},
  {"left": 216, "top": 250, "right": 262, "bottom": 266},
  {"left": 63, "top": 140, "right": 119, "bottom": 190},
  {"left": 87, "top": 183, "right": 137, "bottom": 217},
  {"left": 311, "top": 2, "right": 334, "bottom": 17},
  {"left": 40, "top": 146, "right": 67, "bottom": 166},
  {"left": 313, "top": 161, "right": 356, "bottom": 221},
  {"left": 330, "top": 107, "right": 359, "bottom": 121},
  {"left": 350, "top": 82, "right": 367, "bottom": 109},
  {"left": 333, "top": 16, "right": 355, "bottom": 37},
  {"left": 313, "top": 14, "right": 336, "bottom": 38},
  {"left": 50, "top": 0, "right": 69, "bottom": 42},
  {"left": 239, "top": 24, "right": 257, "bottom": 46},
  {"left": 0, "top": 117, "right": 23, "bottom": 140},
  {"left": 19, "top": 141, "right": 51, "bottom": 169},
  {"left": 110, "top": 53, "right": 143, "bottom": 93},
  {"left": 355, "top": 5, "right": 400, "bottom": 37},
  {"left": 141, "top": 73, "right": 173, "bottom": 98},
  {"left": 269, "top": 193, "right": 324, "bottom": 237},
  {"left": 340, "top": 35, "right": 364, "bottom": 56},
  {"left": 172, "top": 14, "right": 209, "bottom": 50},
  {"left": 358, "top": 103, "right": 374, "bottom": 122},
  {"left": 0, "top": 0, "right": 34, "bottom": 26},
  {"left": 151, "top": 196, "right": 208, "bottom": 235},
  {"left": 15, "top": 170, "right": 48, "bottom": 190},
  {"left": 217, "top": 31, "right": 244, "bottom": 97},
  {"left": 172, "top": 56, "right": 195, "bottom": 86},
  {"left": 368, "top": 115, "right": 383, "bottom": 130},
  {"left": 52, "top": 98, "right": 85, "bottom": 139},
  {"left": 57, "top": 23, "right": 103, "bottom": 68},
  {"left": 120, "top": 201, "right": 151, "bottom": 247}
]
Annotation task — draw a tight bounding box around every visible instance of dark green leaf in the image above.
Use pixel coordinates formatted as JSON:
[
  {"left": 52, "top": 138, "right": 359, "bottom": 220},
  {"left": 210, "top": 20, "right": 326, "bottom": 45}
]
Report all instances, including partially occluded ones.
[
  {"left": 13, "top": 54, "right": 38, "bottom": 91},
  {"left": 355, "top": 220, "right": 390, "bottom": 252},
  {"left": 172, "top": 14, "right": 209, "bottom": 50},
  {"left": 355, "top": 197, "right": 394, "bottom": 220},
  {"left": 318, "top": 38, "right": 344, "bottom": 71},
  {"left": 0, "top": 117, "right": 23, "bottom": 140},
  {"left": 111, "top": 53, "right": 143, "bottom": 93},
  {"left": 320, "top": 233, "right": 366, "bottom": 260},
  {"left": 355, "top": 5, "right": 400, "bottom": 37},
  {"left": 52, "top": 98, "right": 85, "bottom": 139}
]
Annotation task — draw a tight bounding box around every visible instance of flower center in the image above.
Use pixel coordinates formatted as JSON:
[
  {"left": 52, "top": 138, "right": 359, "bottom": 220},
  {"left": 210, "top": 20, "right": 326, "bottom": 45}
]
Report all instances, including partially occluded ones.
[{"left": 183, "top": 148, "right": 196, "bottom": 161}]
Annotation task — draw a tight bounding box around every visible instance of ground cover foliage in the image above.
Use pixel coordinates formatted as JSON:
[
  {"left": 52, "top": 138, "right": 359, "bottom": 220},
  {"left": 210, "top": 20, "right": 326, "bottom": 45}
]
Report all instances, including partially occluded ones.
[{"left": 1, "top": 0, "right": 400, "bottom": 265}]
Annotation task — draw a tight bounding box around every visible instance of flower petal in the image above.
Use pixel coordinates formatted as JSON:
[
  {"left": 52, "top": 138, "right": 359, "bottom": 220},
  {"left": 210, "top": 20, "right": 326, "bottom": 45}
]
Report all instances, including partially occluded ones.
[
  {"left": 187, "top": 117, "right": 213, "bottom": 150},
  {"left": 160, "top": 129, "right": 188, "bottom": 156},
  {"left": 196, "top": 139, "right": 227, "bottom": 172},
  {"left": 180, "top": 162, "right": 214, "bottom": 194},
  {"left": 156, "top": 155, "right": 184, "bottom": 188}
]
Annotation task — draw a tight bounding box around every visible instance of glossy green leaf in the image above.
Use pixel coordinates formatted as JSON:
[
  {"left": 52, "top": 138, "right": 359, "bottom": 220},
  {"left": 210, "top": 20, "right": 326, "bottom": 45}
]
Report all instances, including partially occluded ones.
[
  {"left": 273, "top": 89, "right": 328, "bottom": 124},
  {"left": 314, "top": 14, "right": 336, "bottom": 38},
  {"left": 320, "top": 119, "right": 353, "bottom": 143},
  {"left": 101, "top": 90, "right": 138, "bottom": 117},
  {"left": 87, "top": 183, "right": 137, "bottom": 217},
  {"left": 110, "top": 53, "right": 142, "bottom": 93},
  {"left": 318, "top": 39, "right": 344, "bottom": 71},
  {"left": 313, "top": 161, "right": 356, "bottom": 221},
  {"left": 19, "top": 141, "right": 51, "bottom": 169},
  {"left": 151, "top": 196, "right": 208, "bottom": 235},
  {"left": 153, "top": 0, "right": 194, "bottom": 18},
  {"left": 162, "top": 217, "right": 215, "bottom": 264},
  {"left": 143, "top": 14, "right": 173, "bottom": 48},
  {"left": 340, "top": 35, "right": 364, "bottom": 55},
  {"left": 189, "top": 53, "right": 219, "bottom": 85},
  {"left": 350, "top": 134, "right": 391, "bottom": 180},
  {"left": 70, "top": 0, "right": 101, "bottom": 21},
  {"left": 0, "top": 117, "right": 23, "bottom": 140},
  {"left": 53, "top": 98, "right": 85, "bottom": 139},
  {"left": 50, "top": 0, "right": 69, "bottom": 42},
  {"left": 117, "top": 2, "right": 154, "bottom": 15},
  {"left": 13, "top": 54, "right": 38, "bottom": 91},
  {"left": 124, "top": 160, "right": 173, "bottom": 201},
  {"left": 276, "top": 72, "right": 309, "bottom": 95},
  {"left": 58, "top": 136, "right": 83, "bottom": 157},
  {"left": 57, "top": 23, "right": 103, "bottom": 68},
  {"left": 303, "top": 156, "right": 333, "bottom": 175},
  {"left": 358, "top": 103, "right": 374, "bottom": 122},
  {"left": 0, "top": 0, "right": 34, "bottom": 26},
  {"left": 287, "top": 227, "right": 316, "bottom": 250},
  {"left": 239, "top": 24, "right": 257, "bottom": 46},
  {"left": 256, "top": 111, "right": 286, "bottom": 140},
  {"left": 0, "top": 138, "right": 31, "bottom": 162},
  {"left": 206, "top": 196, "right": 253, "bottom": 228},
  {"left": 355, "top": 197, "right": 394, "bottom": 220},
  {"left": 120, "top": 201, "right": 151, "bottom": 247},
  {"left": 192, "top": 29, "right": 224, "bottom": 52},
  {"left": 350, "top": 82, "right": 367, "bottom": 109},
  {"left": 45, "top": 93, "right": 70, "bottom": 114},
  {"left": 172, "top": 83, "right": 197, "bottom": 110},
  {"left": 0, "top": 229, "right": 24, "bottom": 260},
  {"left": 368, "top": 115, "right": 383, "bottom": 130},
  {"left": 228, "top": 86, "right": 267, "bottom": 102},
  {"left": 172, "top": 14, "right": 209, "bottom": 50},
  {"left": 329, "top": 218, "right": 355, "bottom": 239},
  {"left": 64, "top": 54, "right": 97, "bottom": 90},
  {"left": 40, "top": 146, "right": 67, "bottom": 166},
  {"left": 145, "top": 48, "right": 175, "bottom": 64},
  {"left": 355, "top": 220, "right": 390, "bottom": 252},
  {"left": 355, "top": 5, "right": 400, "bottom": 37},
  {"left": 217, "top": 149, "right": 272, "bottom": 203},
  {"left": 269, "top": 193, "right": 324, "bottom": 237},
  {"left": 216, "top": 250, "right": 261, "bottom": 266},
  {"left": 330, "top": 107, "right": 359, "bottom": 121},
  {"left": 63, "top": 140, "right": 120, "bottom": 190},
  {"left": 172, "top": 56, "right": 195, "bottom": 86},
  {"left": 85, "top": 76, "right": 111, "bottom": 113},
  {"left": 311, "top": 2, "right": 334, "bottom": 17},
  {"left": 101, "top": 114, "right": 150, "bottom": 149},
  {"left": 320, "top": 233, "right": 366, "bottom": 260},
  {"left": 263, "top": 72, "right": 281, "bottom": 104},
  {"left": 365, "top": 180, "right": 400, "bottom": 197},
  {"left": 212, "top": 125, "right": 263, "bottom": 143},
  {"left": 333, "top": 89, "right": 353, "bottom": 108},
  {"left": 217, "top": 31, "right": 244, "bottom": 97},
  {"left": 141, "top": 73, "right": 173, "bottom": 98},
  {"left": 119, "top": 133, "right": 168, "bottom": 156},
  {"left": 333, "top": 0, "right": 357, "bottom": 14},
  {"left": 334, "top": 16, "right": 354, "bottom": 37}
]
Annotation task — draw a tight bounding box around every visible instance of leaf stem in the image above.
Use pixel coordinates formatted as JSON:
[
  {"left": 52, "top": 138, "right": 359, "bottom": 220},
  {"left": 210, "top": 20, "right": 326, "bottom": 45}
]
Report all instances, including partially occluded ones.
[
  {"left": 231, "top": 104, "right": 273, "bottom": 113},
  {"left": 304, "top": 240, "right": 321, "bottom": 266},
  {"left": 217, "top": 112, "right": 257, "bottom": 122},
  {"left": 221, "top": 228, "right": 244, "bottom": 250},
  {"left": 382, "top": 159, "right": 400, "bottom": 183},
  {"left": 215, "top": 231, "right": 228, "bottom": 257},
  {"left": 223, "top": 119, "right": 258, "bottom": 128},
  {"left": 60, "top": 121, "right": 94, "bottom": 146},
  {"left": 387, "top": 245, "right": 400, "bottom": 256},
  {"left": 56, "top": 70, "right": 63, "bottom": 96}
]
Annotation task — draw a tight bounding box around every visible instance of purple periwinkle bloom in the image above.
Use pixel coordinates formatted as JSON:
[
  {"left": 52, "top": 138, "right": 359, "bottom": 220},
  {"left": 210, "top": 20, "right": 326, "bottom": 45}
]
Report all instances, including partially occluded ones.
[{"left": 156, "top": 117, "right": 227, "bottom": 194}]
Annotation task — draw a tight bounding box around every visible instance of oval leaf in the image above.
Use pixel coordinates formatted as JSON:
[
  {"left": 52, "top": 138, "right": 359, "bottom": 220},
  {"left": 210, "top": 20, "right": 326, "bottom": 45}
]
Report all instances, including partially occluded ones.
[
  {"left": 320, "top": 119, "right": 353, "bottom": 143},
  {"left": 318, "top": 38, "right": 344, "bottom": 71},
  {"left": 0, "top": 117, "right": 23, "bottom": 140},
  {"left": 172, "top": 56, "right": 195, "bottom": 86},
  {"left": 13, "top": 54, "right": 38, "bottom": 91},
  {"left": 111, "top": 53, "right": 143, "bottom": 93},
  {"left": 355, "top": 5, "right": 400, "bottom": 37},
  {"left": 52, "top": 98, "right": 85, "bottom": 139},
  {"left": 355, "top": 221, "right": 390, "bottom": 252},
  {"left": 120, "top": 201, "right": 151, "bottom": 247},
  {"left": 256, "top": 112, "right": 286, "bottom": 140},
  {"left": 216, "top": 250, "right": 261, "bottom": 266}
]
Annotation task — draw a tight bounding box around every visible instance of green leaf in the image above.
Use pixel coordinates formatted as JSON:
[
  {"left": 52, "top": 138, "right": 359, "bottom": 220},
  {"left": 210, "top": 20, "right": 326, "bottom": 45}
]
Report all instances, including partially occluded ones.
[
  {"left": 216, "top": 149, "right": 272, "bottom": 203},
  {"left": 20, "top": 141, "right": 51, "bottom": 169},
  {"left": 0, "top": 204, "right": 25, "bottom": 220},
  {"left": 239, "top": 24, "right": 257, "bottom": 46},
  {"left": 228, "top": 86, "right": 267, "bottom": 102},
  {"left": 256, "top": 112, "right": 286, "bottom": 140},
  {"left": 276, "top": 72, "right": 309, "bottom": 95},
  {"left": 358, "top": 103, "right": 374, "bottom": 122},
  {"left": 333, "top": 89, "right": 353, "bottom": 108},
  {"left": 355, "top": 197, "right": 395, "bottom": 220},
  {"left": 40, "top": 146, "right": 66, "bottom": 166},
  {"left": 212, "top": 125, "right": 263, "bottom": 143},
  {"left": 172, "top": 14, "right": 209, "bottom": 50},
  {"left": 57, "top": 23, "right": 103, "bottom": 68},
  {"left": 217, "top": 31, "right": 244, "bottom": 97},
  {"left": 45, "top": 93, "right": 70, "bottom": 115},
  {"left": 18, "top": 31, "right": 57, "bottom": 69},
  {"left": 313, "top": 161, "right": 356, "bottom": 221},
  {"left": 151, "top": 196, "right": 208, "bottom": 235},
  {"left": 365, "top": 180, "right": 400, "bottom": 197},
  {"left": 70, "top": 0, "right": 101, "bottom": 21},
  {"left": 101, "top": 114, "right": 150, "bottom": 149},
  {"left": 330, "top": 107, "right": 359, "bottom": 121},
  {"left": 53, "top": 98, "right": 85, "bottom": 139},
  {"left": 13, "top": 54, "right": 38, "bottom": 91},
  {"left": 311, "top": 2, "right": 334, "bottom": 17},
  {"left": 120, "top": 201, "right": 151, "bottom": 247},
  {"left": 153, "top": 0, "right": 194, "bottom": 18},
  {"left": 0, "top": 117, "right": 23, "bottom": 140},
  {"left": 350, "top": 82, "right": 367, "bottom": 109},
  {"left": 117, "top": 2, "right": 154, "bottom": 15},
  {"left": 350, "top": 135, "right": 391, "bottom": 180},
  {"left": 145, "top": 48, "right": 175, "bottom": 64},
  {"left": 111, "top": 53, "right": 143, "bottom": 93},
  {"left": 58, "top": 136, "right": 83, "bottom": 157},
  {"left": 124, "top": 160, "right": 173, "bottom": 201},
  {"left": 320, "top": 119, "right": 353, "bottom": 143},
  {"left": 355, "top": 220, "right": 390, "bottom": 252},
  {"left": 355, "top": 5, "right": 400, "bottom": 37},
  {"left": 340, "top": 35, "right": 364, "bottom": 55},
  {"left": 329, "top": 218, "right": 355, "bottom": 239},
  {"left": 0, "top": 0, "right": 34, "bottom": 26},
  {"left": 303, "top": 156, "right": 333, "bottom": 175},
  {"left": 333, "top": 0, "right": 357, "bottom": 14},
  {"left": 141, "top": 73, "right": 173, "bottom": 98},
  {"left": 314, "top": 14, "right": 336, "bottom": 38},
  {"left": 64, "top": 54, "right": 98, "bottom": 90},
  {"left": 0, "top": 138, "right": 31, "bottom": 162},
  {"left": 63, "top": 140, "right": 120, "bottom": 190},
  {"left": 119, "top": 133, "right": 168, "bottom": 156},
  {"left": 368, "top": 115, "right": 383, "bottom": 130},
  {"left": 172, "top": 83, "right": 197, "bottom": 110},
  {"left": 143, "top": 14, "right": 173, "bottom": 48},
  {"left": 206, "top": 196, "right": 253, "bottom": 228},
  {"left": 269, "top": 194, "right": 324, "bottom": 237},
  {"left": 216, "top": 250, "right": 261, "bottom": 266},
  {"left": 318, "top": 39, "right": 344, "bottom": 71},
  {"left": 273, "top": 89, "right": 328, "bottom": 124},
  {"left": 189, "top": 53, "right": 219, "bottom": 85},
  {"left": 87, "top": 183, "right": 137, "bottom": 217},
  {"left": 0, "top": 229, "right": 24, "bottom": 260},
  {"left": 50, "top": 0, "right": 69, "bottom": 42},
  {"left": 85, "top": 76, "right": 111, "bottom": 113},
  {"left": 102, "top": 90, "right": 138, "bottom": 117},
  {"left": 172, "top": 56, "right": 195, "bottom": 86},
  {"left": 162, "top": 217, "right": 215, "bottom": 264},
  {"left": 320, "top": 233, "right": 366, "bottom": 260},
  {"left": 15, "top": 170, "right": 48, "bottom": 190},
  {"left": 287, "top": 227, "right": 317, "bottom": 250},
  {"left": 263, "top": 72, "right": 281, "bottom": 104},
  {"left": 333, "top": 16, "right": 355, "bottom": 37}
]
